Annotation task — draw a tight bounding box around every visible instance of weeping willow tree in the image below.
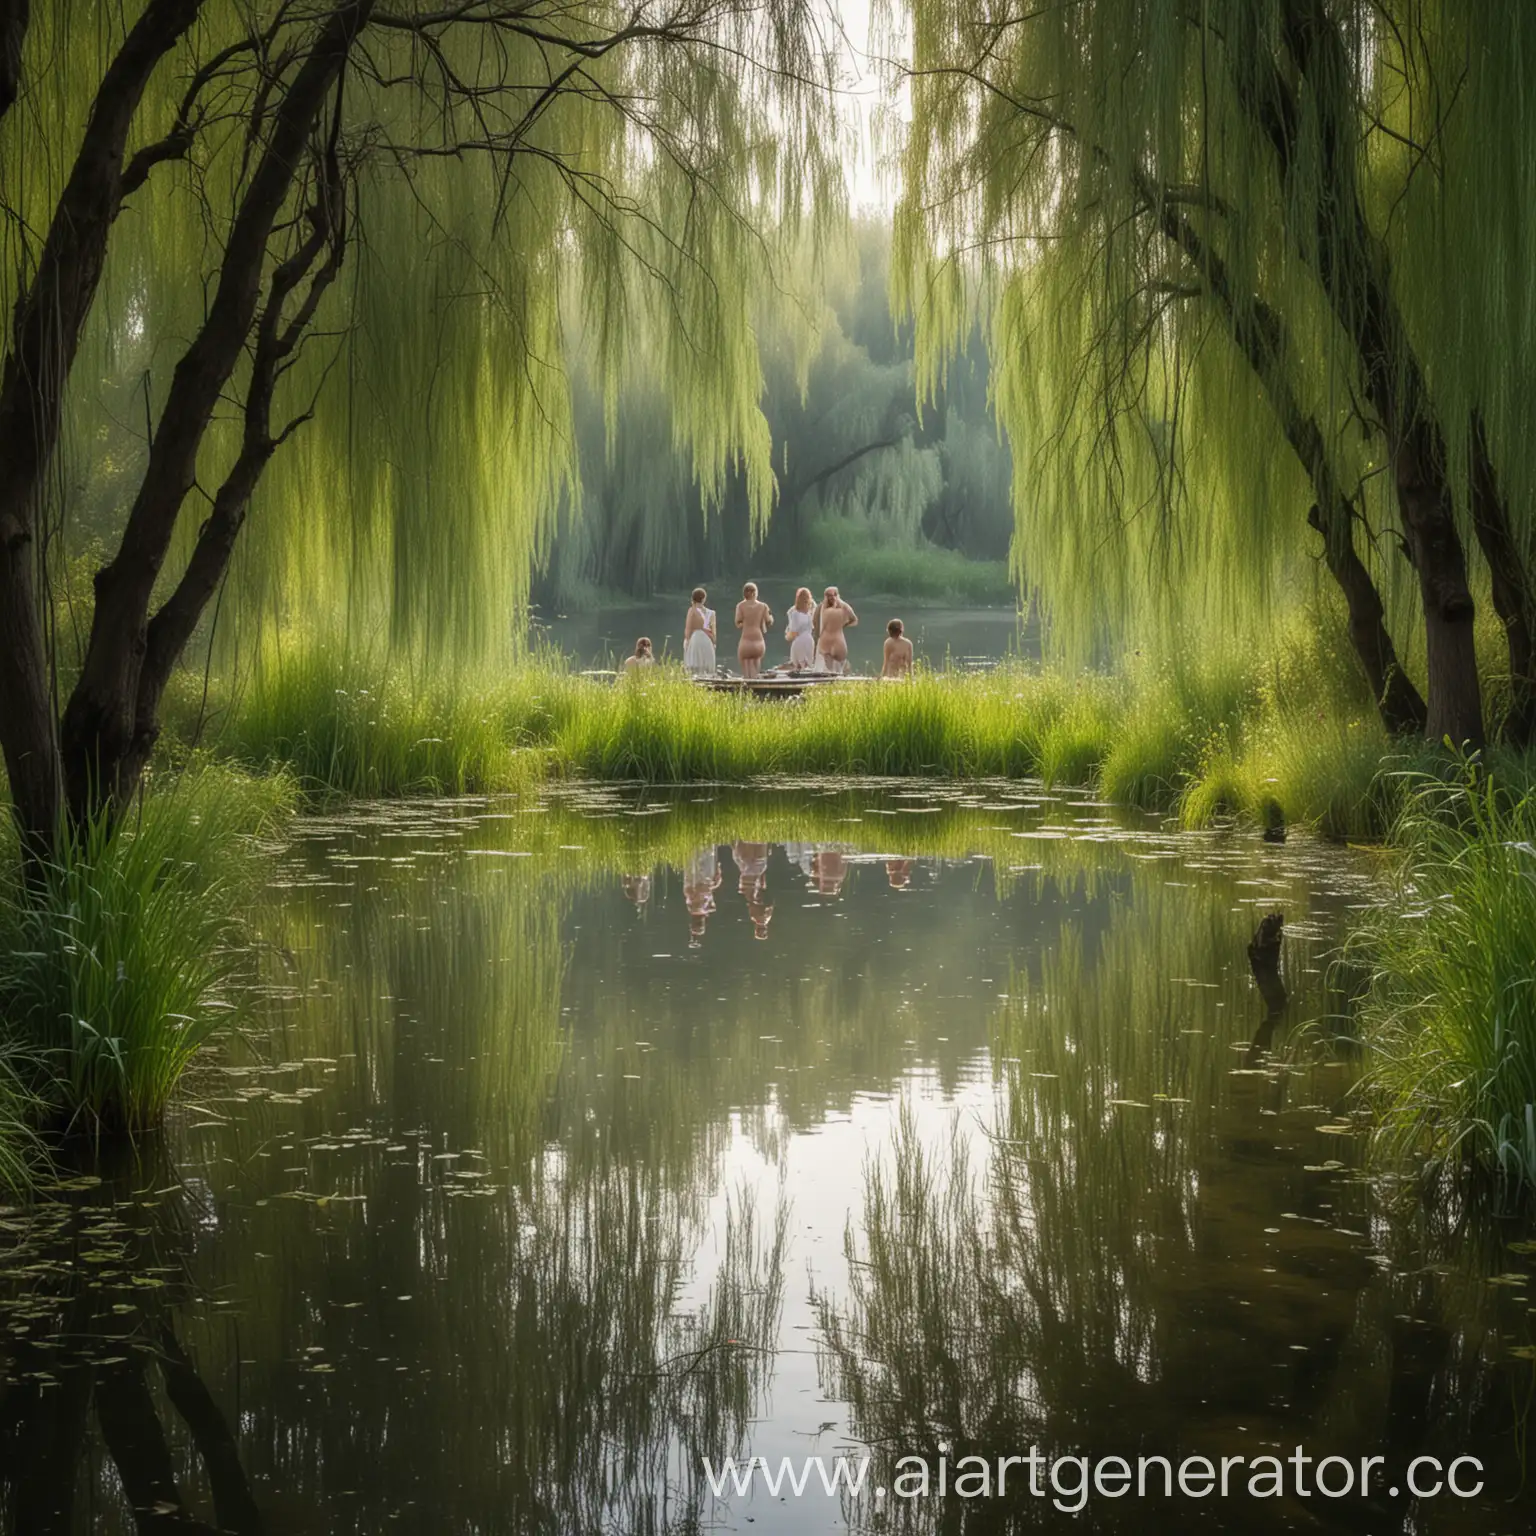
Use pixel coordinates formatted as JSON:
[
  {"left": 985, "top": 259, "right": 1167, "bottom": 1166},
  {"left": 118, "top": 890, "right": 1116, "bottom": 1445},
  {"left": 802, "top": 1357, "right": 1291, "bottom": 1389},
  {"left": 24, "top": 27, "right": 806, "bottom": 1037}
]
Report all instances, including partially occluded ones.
[
  {"left": 0, "top": 0, "right": 841, "bottom": 854},
  {"left": 881, "top": 0, "right": 1536, "bottom": 746},
  {"left": 538, "top": 215, "right": 1015, "bottom": 602}
]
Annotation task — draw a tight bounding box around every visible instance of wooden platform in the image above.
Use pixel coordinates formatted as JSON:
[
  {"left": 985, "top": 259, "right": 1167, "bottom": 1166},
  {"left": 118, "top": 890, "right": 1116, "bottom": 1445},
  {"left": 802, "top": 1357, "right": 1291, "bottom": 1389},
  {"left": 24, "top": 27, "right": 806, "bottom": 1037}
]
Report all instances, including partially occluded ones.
[{"left": 692, "top": 672, "right": 875, "bottom": 698}]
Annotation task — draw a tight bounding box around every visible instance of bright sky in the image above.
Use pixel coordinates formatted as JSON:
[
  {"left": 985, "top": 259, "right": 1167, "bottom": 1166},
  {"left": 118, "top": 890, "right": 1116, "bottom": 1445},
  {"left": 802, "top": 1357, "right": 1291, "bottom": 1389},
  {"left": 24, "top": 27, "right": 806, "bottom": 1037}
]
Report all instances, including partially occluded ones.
[{"left": 830, "top": 0, "right": 904, "bottom": 214}]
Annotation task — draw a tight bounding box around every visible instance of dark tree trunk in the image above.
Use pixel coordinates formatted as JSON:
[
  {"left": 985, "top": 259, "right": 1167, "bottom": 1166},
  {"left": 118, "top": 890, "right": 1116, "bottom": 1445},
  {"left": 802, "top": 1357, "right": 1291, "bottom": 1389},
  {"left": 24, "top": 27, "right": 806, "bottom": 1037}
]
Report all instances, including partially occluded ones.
[
  {"left": 158, "top": 1325, "right": 265, "bottom": 1535},
  {"left": 1394, "top": 420, "right": 1485, "bottom": 746},
  {"left": 58, "top": 0, "right": 370, "bottom": 828},
  {"left": 0, "top": 0, "right": 203, "bottom": 853},
  {"left": 0, "top": 0, "right": 26, "bottom": 121},
  {"left": 1305, "top": 501, "right": 1426, "bottom": 735},
  {"left": 1152, "top": 193, "right": 1426, "bottom": 735},
  {"left": 0, "top": 524, "right": 58, "bottom": 862},
  {"left": 1233, "top": 0, "right": 1492, "bottom": 744},
  {"left": 1468, "top": 413, "right": 1536, "bottom": 746}
]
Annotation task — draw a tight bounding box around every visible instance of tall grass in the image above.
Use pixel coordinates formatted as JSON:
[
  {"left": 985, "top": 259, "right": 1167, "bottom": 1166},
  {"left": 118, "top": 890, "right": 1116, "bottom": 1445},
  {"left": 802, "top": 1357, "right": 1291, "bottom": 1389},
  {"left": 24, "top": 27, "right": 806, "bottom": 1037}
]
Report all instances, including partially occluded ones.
[
  {"left": 0, "top": 761, "right": 293, "bottom": 1135},
  {"left": 1355, "top": 769, "right": 1536, "bottom": 1191},
  {"left": 185, "top": 645, "right": 559, "bottom": 797},
  {"left": 163, "top": 616, "right": 1503, "bottom": 845}
]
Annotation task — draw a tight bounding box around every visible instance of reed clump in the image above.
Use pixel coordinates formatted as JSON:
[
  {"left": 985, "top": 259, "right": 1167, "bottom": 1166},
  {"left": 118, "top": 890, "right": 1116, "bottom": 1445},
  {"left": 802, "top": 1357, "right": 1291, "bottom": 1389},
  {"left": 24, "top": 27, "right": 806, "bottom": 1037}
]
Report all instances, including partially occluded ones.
[
  {"left": 0, "top": 759, "right": 294, "bottom": 1137},
  {"left": 1355, "top": 769, "right": 1536, "bottom": 1192}
]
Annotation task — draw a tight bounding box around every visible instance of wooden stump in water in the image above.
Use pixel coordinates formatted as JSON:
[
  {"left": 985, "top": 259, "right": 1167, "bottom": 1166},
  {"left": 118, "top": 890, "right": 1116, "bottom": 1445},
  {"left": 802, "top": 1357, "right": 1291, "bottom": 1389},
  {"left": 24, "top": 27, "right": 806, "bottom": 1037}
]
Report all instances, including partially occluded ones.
[{"left": 1246, "top": 911, "right": 1288, "bottom": 1020}]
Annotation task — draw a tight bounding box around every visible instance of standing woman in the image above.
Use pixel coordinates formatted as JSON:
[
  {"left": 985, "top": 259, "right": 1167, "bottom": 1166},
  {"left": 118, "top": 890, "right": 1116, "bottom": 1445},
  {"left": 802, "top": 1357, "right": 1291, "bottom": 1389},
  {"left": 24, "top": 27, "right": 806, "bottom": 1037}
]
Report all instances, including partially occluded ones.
[
  {"left": 735, "top": 583, "right": 774, "bottom": 679},
  {"left": 815, "top": 587, "right": 858, "bottom": 674},
  {"left": 683, "top": 587, "right": 717, "bottom": 676},
  {"left": 785, "top": 587, "right": 816, "bottom": 669}
]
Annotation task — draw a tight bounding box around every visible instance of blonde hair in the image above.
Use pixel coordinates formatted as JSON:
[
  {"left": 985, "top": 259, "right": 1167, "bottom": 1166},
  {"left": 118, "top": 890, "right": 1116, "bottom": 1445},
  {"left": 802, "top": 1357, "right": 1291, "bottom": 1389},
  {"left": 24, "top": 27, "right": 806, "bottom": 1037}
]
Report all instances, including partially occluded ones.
[
  {"left": 794, "top": 587, "right": 813, "bottom": 611},
  {"left": 743, "top": 581, "right": 757, "bottom": 598}
]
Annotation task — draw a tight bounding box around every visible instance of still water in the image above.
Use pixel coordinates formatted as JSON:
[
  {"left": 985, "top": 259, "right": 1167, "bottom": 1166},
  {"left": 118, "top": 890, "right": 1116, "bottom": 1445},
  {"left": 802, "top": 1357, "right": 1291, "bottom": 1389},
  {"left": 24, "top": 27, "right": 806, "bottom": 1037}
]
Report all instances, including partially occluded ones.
[
  {"left": 2, "top": 784, "right": 1534, "bottom": 1534},
  {"left": 534, "top": 600, "right": 1034, "bottom": 672}
]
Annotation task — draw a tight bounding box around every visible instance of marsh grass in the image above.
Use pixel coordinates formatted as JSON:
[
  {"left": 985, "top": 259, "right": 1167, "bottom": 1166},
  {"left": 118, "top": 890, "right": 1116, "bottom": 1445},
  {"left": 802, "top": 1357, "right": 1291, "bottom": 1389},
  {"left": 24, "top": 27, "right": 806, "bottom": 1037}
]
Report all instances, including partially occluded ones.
[
  {"left": 1356, "top": 770, "right": 1536, "bottom": 1191},
  {"left": 188, "top": 647, "right": 558, "bottom": 797},
  {"left": 166, "top": 621, "right": 1511, "bottom": 844},
  {"left": 0, "top": 761, "right": 294, "bottom": 1135}
]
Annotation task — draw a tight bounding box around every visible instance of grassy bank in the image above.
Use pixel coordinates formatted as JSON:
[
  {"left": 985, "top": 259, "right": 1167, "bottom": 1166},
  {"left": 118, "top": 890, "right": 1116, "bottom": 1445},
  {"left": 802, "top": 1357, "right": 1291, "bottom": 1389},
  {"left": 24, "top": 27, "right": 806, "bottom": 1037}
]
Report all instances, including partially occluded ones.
[
  {"left": 165, "top": 627, "right": 1455, "bottom": 842},
  {"left": 1355, "top": 771, "right": 1536, "bottom": 1192}
]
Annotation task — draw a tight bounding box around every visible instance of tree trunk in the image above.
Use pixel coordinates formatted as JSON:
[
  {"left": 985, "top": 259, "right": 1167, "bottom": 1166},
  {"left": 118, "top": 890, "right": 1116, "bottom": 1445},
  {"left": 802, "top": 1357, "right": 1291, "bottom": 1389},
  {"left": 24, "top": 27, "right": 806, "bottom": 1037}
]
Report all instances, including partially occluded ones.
[
  {"left": 0, "top": 0, "right": 27, "bottom": 121},
  {"left": 1150, "top": 193, "right": 1426, "bottom": 735},
  {"left": 58, "top": 0, "right": 371, "bottom": 827},
  {"left": 1468, "top": 414, "right": 1536, "bottom": 746},
  {"left": 0, "top": 0, "right": 203, "bottom": 853},
  {"left": 0, "top": 512, "right": 59, "bottom": 861},
  {"left": 1305, "top": 501, "right": 1426, "bottom": 735},
  {"left": 1396, "top": 421, "right": 1485, "bottom": 747},
  {"left": 1237, "top": 0, "right": 1489, "bottom": 744}
]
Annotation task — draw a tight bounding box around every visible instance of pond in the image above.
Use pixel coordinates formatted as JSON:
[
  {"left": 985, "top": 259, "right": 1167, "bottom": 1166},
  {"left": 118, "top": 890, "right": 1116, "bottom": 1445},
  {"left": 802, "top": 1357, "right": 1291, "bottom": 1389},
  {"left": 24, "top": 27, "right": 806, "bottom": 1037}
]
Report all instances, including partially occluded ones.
[
  {"left": 534, "top": 599, "right": 1036, "bottom": 673},
  {"left": 2, "top": 784, "right": 1533, "bottom": 1534}
]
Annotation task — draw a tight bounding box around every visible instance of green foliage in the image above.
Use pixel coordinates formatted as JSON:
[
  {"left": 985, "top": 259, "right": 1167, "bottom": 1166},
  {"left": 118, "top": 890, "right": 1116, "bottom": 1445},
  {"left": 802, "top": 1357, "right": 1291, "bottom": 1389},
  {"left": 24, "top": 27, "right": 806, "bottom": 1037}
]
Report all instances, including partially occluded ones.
[
  {"left": 886, "top": 0, "right": 1536, "bottom": 717},
  {"left": 790, "top": 519, "right": 1012, "bottom": 602},
  {"left": 538, "top": 218, "right": 1016, "bottom": 606},
  {"left": 1357, "top": 770, "right": 1536, "bottom": 1191},
  {"left": 4, "top": 0, "right": 843, "bottom": 689},
  {"left": 0, "top": 763, "right": 293, "bottom": 1134}
]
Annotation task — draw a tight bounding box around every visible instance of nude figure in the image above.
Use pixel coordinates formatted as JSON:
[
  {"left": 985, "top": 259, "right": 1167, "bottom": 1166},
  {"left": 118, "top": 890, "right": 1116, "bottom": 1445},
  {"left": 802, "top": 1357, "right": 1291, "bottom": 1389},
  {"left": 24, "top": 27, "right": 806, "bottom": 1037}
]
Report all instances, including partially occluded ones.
[
  {"left": 624, "top": 637, "right": 655, "bottom": 674},
  {"left": 815, "top": 587, "right": 858, "bottom": 674},
  {"left": 881, "top": 619, "right": 913, "bottom": 679},
  {"left": 683, "top": 845, "right": 722, "bottom": 947},
  {"left": 733, "top": 840, "right": 773, "bottom": 940},
  {"left": 735, "top": 583, "right": 774, "bottom": 679},
  {"left": 812, "top": 848, "right": 847, "bottom": 899}
]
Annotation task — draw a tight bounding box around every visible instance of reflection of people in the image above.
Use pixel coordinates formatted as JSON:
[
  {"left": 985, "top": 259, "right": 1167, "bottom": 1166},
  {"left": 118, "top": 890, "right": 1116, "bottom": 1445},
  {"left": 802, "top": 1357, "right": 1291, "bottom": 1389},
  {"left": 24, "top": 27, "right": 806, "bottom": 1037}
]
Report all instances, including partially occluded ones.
[
  {"left": 881, "top": 619, "right": 913, "bottom": 679},
  {"left": 733, "top": 840, "right": 773, "bottom": 940},
  {"left": 733, "top": 840, "right": 770, "bottom": 891},
  {"left": 812, "top": 848, "right": 847, "bottom": 899},
  {"left": 683, "top": 846, "right": 723, "bottom": 946},
  {"left": 781, "top": 841, "right": 817, "bottom": 882},
  {"left": 735, "top": 583, "right": 774, "bottom": 679},
  {"left": 621, "top": 872, "right": 652, "bottom": 908},
  {"left": 885, "top": 858, "right": 912, "bottom": 890},
  {"left": 624, "top": 637, "right": 655, "bottom": 673},
  {"left": 785, "top": 588, "right": 816, "bottom": 669},
  {"left": 683, "top": 588, "right": 717, "bottom": 676},
  {"left": 815, "top": 587, "right": 858, "bottom": 674}
]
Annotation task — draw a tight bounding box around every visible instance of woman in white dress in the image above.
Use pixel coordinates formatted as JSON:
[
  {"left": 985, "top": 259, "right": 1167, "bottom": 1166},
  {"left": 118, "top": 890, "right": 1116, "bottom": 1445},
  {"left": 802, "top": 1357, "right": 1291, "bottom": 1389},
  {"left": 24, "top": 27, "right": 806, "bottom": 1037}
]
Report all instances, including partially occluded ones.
[
  {"left": 785, "top": 587, "right": 815, "bottom": 669},
  {"left": 683, "top": 587, "right": 717, "bottom": 676}
]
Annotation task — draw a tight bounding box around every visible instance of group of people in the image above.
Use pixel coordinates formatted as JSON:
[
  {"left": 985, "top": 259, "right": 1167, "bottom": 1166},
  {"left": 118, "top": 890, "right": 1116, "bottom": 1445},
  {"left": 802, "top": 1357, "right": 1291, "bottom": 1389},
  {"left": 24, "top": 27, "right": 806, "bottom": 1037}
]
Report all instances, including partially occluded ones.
[
  {"left": 619, "top": 841, "right": 916, "bottom": 948},
  {"left": 623, "top": 584, "right": 913, "bottom": 679}
]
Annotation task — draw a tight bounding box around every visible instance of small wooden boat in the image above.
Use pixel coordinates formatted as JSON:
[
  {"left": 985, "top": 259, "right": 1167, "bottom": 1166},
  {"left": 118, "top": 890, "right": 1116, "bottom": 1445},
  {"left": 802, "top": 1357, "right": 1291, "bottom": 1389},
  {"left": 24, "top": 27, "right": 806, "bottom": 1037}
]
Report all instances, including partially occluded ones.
[{"left": 692, "top": 671, "right": 875, "bottom": 698}]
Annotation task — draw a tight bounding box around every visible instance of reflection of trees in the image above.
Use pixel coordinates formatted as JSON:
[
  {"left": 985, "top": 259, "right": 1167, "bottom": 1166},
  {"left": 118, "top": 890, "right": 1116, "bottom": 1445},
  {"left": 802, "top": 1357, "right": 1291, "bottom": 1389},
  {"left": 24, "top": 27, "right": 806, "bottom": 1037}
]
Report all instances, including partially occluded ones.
[
  {"left": 0, "top": 1142, "right": 262, "bottom": 1534},
  {"left": 113, "top": 813, "right": 791, "bottom": 1533},
  {"left": 816, "top": 880, "right": 1532, "bottom": 1532}
]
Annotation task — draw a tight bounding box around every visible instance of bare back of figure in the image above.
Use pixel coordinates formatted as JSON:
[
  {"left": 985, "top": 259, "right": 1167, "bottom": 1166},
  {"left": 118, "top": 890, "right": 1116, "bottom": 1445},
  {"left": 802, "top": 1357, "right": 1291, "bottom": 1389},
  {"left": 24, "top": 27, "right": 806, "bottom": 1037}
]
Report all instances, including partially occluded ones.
[
  {"left": 735, "top": 585, "right": 774, "bottom": 678},
  {"left": 816, "top": 587, "right": 857, "bottom": 673}
]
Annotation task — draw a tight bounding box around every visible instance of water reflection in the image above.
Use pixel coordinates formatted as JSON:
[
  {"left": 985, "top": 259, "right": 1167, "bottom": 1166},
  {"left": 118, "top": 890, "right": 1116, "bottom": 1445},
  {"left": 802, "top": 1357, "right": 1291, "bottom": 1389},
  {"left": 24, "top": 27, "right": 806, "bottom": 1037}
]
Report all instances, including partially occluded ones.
[
  {"left": 0, "top": 1145, "right": 263, "bottom": 1534},
  {"left": 0, "top": 785, "right": 1530, "bottom": 1533}
]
